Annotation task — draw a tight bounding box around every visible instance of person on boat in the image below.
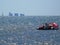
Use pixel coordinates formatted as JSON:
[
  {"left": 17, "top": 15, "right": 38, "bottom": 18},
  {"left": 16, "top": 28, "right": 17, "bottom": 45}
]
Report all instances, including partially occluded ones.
[
  {"left": 52, "top": 22, "right": 59, "bottom": 29},
  {"left": 43, "top": 23, "right": 49, "bottom": 29},
  {"left": 48, "top": 22, "right": 59, "bottom": 29}
]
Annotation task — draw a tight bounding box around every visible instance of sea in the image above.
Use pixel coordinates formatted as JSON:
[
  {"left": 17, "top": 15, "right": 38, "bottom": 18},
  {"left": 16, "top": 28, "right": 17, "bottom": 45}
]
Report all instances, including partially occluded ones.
[{"left": 0, "top": 16, "right": 60, "bottom": 45}]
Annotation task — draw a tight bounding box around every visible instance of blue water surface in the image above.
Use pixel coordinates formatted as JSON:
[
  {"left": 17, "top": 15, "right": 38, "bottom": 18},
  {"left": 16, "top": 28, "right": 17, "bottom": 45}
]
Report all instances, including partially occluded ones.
[{"left": 0, "top": 16, "right": 60, "bottom": 45}]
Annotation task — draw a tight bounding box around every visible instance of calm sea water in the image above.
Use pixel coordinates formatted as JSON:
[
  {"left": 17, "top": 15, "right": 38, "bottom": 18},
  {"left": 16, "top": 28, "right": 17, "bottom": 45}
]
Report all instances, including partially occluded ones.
[{"left": 0, "top": 16, "right": 60, "bottom": 45}]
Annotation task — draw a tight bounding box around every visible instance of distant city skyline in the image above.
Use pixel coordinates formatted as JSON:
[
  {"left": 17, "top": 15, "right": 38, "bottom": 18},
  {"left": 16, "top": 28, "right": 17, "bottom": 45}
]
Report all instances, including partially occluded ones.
[
  {"left": 0, "top": 0, "right": 60, "bottom": 16},
  {"left": 9, "top": 12, "right": 25, "bottom": 16}
]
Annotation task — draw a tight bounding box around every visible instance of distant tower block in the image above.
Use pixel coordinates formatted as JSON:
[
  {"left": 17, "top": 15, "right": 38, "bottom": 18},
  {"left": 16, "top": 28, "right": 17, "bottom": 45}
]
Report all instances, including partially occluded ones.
[
  {"left": 20, "top": 13, "right": 24, "bottom": 16},
  {"left": 14, "top": 13, "right": 18, "bottom": 16},
  {"left": 9, "top": 12, "right": 13, "bottom": 16}
]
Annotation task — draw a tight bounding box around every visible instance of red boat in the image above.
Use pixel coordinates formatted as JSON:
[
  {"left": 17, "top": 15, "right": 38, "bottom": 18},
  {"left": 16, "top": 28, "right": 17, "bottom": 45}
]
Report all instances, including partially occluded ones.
[{"left": 37, "top": 22, "right": 59, "bottom": 30}]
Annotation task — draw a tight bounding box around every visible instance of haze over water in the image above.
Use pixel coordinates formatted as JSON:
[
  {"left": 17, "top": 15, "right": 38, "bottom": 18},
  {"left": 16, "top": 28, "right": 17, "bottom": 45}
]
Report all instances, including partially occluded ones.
[{"left": 0, "top": 0, "right": 60, "bottom": 16}]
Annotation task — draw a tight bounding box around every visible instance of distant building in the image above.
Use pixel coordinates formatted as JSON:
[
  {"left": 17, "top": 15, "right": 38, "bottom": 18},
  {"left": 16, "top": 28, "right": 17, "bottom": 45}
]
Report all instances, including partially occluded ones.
[
  {"left": 14, "top": 13, "right": 18, "bottom": 16},
  {"left": 9, "top": 12, "right": 13, "bottom": 16},
  {"left": 20, "top": 13, "right": 24, "bottom": 16}
]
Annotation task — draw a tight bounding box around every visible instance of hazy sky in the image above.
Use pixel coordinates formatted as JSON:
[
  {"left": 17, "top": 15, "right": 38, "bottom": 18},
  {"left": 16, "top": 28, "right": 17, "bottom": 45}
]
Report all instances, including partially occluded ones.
[{"left": 0, "top": 0, "right": 60, "bottom": 16}]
